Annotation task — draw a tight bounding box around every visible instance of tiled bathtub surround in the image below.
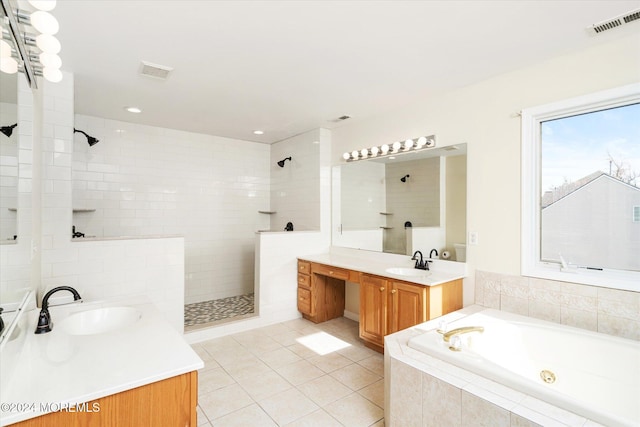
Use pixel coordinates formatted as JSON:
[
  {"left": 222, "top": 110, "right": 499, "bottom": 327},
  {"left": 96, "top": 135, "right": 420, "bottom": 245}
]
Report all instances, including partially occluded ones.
[{"left": 475, "top": 270, "right": 640, "bottom": 341}]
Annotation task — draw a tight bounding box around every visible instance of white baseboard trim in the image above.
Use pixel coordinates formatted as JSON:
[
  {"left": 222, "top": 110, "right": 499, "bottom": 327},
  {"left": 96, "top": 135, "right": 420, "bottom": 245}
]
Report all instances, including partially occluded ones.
[{"left": 343, "top": 310, "right": 359, "bottom": 322}]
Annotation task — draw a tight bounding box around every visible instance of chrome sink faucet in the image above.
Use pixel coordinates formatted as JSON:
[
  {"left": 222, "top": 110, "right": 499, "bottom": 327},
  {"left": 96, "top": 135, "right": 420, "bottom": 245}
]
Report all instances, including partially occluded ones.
[
  {"left": 34, "top": 286, "right": 82, "bottom": 334},
  {"left": 411, "top": 250, "right": 432, "bottom": 270}
]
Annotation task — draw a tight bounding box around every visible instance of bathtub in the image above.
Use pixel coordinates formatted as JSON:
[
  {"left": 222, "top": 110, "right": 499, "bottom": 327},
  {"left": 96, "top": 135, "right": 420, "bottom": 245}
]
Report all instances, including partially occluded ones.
[{"left": 408, "top": 308, "right": 640, "bottom": 427}]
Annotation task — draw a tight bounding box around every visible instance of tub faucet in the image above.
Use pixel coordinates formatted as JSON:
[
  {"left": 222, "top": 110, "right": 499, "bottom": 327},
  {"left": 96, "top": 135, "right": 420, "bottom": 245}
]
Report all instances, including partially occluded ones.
[
  {"left": 411, "top": 251, "right": 431, "bottom": 270},
  {"left": 429, "top": 249, "right": 438, "bottom": 259},
  {"left": 441, "top": 326, "right": 484, "bottom": 342},
  {"left": 35, "top": 286, "right": 82, "bottom": 334}
]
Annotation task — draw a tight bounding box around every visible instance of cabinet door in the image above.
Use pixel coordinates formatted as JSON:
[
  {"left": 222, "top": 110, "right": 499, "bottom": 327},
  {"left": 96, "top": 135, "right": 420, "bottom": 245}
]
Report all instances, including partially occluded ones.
[
  {"left": 359, "top": 274, "right": 388, "bottom": 347},
  {"left": 389, "top": 281, "right": 427, "bottom": 334}
]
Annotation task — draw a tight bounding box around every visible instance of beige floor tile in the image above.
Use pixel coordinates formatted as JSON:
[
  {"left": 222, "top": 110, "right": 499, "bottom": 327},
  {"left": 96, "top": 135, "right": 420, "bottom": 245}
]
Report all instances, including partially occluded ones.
[
  {"left": 325, "top": 392, "right": 384, "bottom": 427},
  {"left": 200, "top": 336, "right": 244, "bottom": 358},
  {"left": 258, "top": 346, "right": 303, "bottom": 369},
  {"left": 236, "top": 369, "right": 293, "bottom": 401},
  {"left": 260, "top": 322, "right": 292, "bottom": 337},
  {"left": 198, "top": 367, "right": 236, "bottom": 395},
  {"left": 338, "top": 344, "right": 380, "bottom": 362},
  {"left": 297, "top": 374, "right": 352, "bottom": 407},
  {"left": 276, "top": 359, "right": 325, "bottom": 385},
  {"left": 330, "top": 363, "right": 382, "bottom": 391},
  {"left": 287, "top": 342, "right": 321, "bottom": 359},
  {"left": 282, "top": 318, "right": 317, "bottom": 332},
  {"left": 213, "top": 403, "right": 278, "bottom": 427},
  {"left": 358, "top": 379, "right": 384, "bottom": 408},
  {"left": 223, "top": 355, "right": 273, "bottom": 380},
  {"left": 272, "top": 329, "right": 306, "bottom": 346},
  {"left": 212, "top": 346, "right": 256, "bottom": 367},
  {"left": 235, "top": 332, "right": 283, "bottom": 354},
  {"left": 196, "top": 405, "right": 210, "bottom": 426},
  {"left": 284, "top": 409, "right": 344, "bottom": 427},
  {"left": 358, "top": 354, "right": 384, "bottom": 376},
  {"left": 199, "top": 383, "right": 254, "bottom": 420},
  {"left": 258, "top": 387, "right": 319, "bottom": 425},
  {"left": 307, "top": 352, "right": 354, "bottom": 373}
]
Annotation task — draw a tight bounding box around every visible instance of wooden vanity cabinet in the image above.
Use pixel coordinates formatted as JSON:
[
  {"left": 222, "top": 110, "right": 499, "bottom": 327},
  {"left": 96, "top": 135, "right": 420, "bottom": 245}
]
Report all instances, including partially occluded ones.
[
  {"left": 359, "top": 274, "right": 388, "bottom": 347},
  {"left": 12, "top": 371, "right": 198, "bottom": 426},
  {"left": 297, "top": 260, "right": 346, "bottom": 323}
]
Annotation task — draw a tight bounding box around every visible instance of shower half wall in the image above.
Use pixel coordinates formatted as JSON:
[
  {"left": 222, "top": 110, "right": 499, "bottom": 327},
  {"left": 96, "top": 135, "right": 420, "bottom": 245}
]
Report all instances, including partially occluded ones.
[{"left": 72, "top": 115, "right": 270, "bottom": 304}]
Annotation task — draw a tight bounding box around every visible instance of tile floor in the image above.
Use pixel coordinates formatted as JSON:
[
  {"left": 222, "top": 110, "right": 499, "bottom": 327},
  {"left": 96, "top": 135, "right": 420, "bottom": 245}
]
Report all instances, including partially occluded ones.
[
  {"left": 185, "top": 293, "right": 255, "bottom": 328},
  {"left": 190, "top": 316, "right": 385, "bottom": 427}
]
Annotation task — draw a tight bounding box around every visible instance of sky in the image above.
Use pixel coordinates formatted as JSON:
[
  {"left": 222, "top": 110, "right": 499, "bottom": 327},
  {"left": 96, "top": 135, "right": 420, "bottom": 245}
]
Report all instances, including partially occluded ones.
[{"left": 541, "top": 102, "right": 640, "bottom": 192}]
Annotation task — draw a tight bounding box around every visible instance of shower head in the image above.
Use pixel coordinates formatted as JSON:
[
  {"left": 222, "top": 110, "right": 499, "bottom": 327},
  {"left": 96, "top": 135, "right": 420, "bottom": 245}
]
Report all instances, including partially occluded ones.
[
  {"left": 401, "top": 174, "right": 410, "bottom": 182},
  {"left": 74, "top": 128, "right": 100, "bottom": 146},
  {"left": 277, "top": 157, "right": 292, "bottom": 167},
  {"left": 0, "top": 124, "right": 18, "bottom": 138}
]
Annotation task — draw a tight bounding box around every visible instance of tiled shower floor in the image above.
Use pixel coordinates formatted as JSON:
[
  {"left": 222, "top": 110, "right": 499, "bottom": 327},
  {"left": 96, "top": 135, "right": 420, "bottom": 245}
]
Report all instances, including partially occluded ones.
[{"left": 185, "top": 293, "right": 255, "bottom": 328}]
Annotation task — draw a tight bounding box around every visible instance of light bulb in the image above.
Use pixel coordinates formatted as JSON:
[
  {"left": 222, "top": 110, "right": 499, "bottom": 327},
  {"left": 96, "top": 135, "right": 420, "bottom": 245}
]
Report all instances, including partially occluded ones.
[
  {"left": 28, "top": 0, "right": 56, "bottom": 11},
  {"left": 404, "top": 139, "right": 414, "bottom": 150},
  {"left": 43, "top": 67, "right": 62, "bottom": 82},
  {"left": 342, "top": 152, "right": 350, "bottom": 160},
  {"left": 0, "top": 56, "right": 19, "bottom": 74},
  {"left": 36, "top": 34, "right": 61, "bottom": 54},
  {"left": 360, "top": 148, "right": 368, "bottom": 158},
  {"left": 0, "top": 40, "right": 12, "bottom": 58},
  {"left": 39, "top": 52, "right": 61, "bottom": 69},
  {"left": 125, "top": 107, "right": 142, "bottom": 113},
  {"left": 351, "top": 150, "right": 359, "bottom": 159},
  {"left": 380, "top": 144, "right": 389, "bottom": 154},
  {"left": 416, "top": 136, "right": 427, "bottom": 147},
  {"left": 30, "top": 11, "right": 59, "bottom": 35},
  {"left": 370, "top": 146, "right": 379, "bottom": 156},
  {"left": 392, "top": 141, "right": 402, "bottom": 151}
]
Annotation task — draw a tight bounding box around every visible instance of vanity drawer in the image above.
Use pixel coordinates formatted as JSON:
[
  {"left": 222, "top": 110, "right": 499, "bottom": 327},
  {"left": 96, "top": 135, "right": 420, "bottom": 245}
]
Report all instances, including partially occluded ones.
[
  {"left": 312, "top": 263, "right": 349, "bottom": 280},
  {"left": 298, "top": 260, "right": 311, "bottom": 274},
  {"left": 297, "top": 287, "right": 312, "bottom": 315},
  {"left": 298, "top": 273, "right": 311, "bottom": 288}
]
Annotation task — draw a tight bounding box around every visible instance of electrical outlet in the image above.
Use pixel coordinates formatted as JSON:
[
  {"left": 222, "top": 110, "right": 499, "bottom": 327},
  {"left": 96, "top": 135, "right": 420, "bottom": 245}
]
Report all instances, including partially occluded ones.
[{"left": 468, "top": 231, "right": 479, "bottom": 246}]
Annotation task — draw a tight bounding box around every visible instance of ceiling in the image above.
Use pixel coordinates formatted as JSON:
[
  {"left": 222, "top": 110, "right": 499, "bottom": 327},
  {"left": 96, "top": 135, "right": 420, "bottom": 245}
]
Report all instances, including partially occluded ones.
[{"left": 51, "top": 1, "right": 640, "bottom": 144}]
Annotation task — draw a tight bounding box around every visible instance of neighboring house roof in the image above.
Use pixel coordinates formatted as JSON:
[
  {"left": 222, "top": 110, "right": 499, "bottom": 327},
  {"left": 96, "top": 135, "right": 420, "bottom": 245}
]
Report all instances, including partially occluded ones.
[{"left": 541, "top": 171, "right": 640, "bottom": 208}]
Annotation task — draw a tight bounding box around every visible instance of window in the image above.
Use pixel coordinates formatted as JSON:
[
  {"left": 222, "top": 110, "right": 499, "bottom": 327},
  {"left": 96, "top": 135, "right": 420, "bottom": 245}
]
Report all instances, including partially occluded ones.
[{"left": 522, "top": 83, "right": 640, "bottom": 291}]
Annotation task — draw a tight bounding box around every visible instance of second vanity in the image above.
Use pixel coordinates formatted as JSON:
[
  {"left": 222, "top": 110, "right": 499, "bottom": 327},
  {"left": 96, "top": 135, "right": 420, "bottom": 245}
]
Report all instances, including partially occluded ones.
[{"left": 298, "top": 249, "right": 465, "bottom": 351}]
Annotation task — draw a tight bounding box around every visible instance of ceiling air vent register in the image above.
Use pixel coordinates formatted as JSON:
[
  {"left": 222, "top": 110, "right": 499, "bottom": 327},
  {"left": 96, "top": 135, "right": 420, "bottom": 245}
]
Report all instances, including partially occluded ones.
[
  {"left": 139, "top": 61, "right": 173, "bottom": 80},
  {"left": 588, "top": 8, "right": 640, "bottom": 35}
]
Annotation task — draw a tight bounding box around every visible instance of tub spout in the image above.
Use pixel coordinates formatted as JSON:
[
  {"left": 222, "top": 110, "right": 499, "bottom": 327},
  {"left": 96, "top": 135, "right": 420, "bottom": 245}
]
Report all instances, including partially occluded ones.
[{"left": 441, "top": 326, "right": 484, "bottom": 342}]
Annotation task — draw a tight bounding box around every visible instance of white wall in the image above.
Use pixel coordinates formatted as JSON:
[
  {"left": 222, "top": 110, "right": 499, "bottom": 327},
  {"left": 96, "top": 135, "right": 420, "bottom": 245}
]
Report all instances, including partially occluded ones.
[
  {"left": 72, "top": 114, "right": 270, "bottom": 305},
  {"left": 270, "top": 129, "right": 321, "bottom": 231},
  {"left": 445, "top": 154, "right": 467, "bottom": 251},
  {"left": 0, "top": 102, "right": 18, "bottom": 241},
  {"left": 331, "top": 33, "right": 640, "bottom": 305}
]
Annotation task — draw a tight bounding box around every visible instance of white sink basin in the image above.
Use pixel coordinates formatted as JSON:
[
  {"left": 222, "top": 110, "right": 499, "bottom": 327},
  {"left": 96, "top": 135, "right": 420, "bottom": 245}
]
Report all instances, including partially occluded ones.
[
  {"left": 58, "top": 307, "right": 142, "bottom": 335},
  {"left": 385, "top": 267, "right": 432, "bottom": 277}
]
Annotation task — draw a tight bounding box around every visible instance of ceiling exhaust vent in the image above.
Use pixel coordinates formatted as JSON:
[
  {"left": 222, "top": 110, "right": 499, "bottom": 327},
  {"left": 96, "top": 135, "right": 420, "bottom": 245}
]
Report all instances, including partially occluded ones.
[
  {"left": 588, "top": 8, "right": 640, "bottom": 35},
  {"left": 139, "top": 61, "right": 173, "bottom": 80}
]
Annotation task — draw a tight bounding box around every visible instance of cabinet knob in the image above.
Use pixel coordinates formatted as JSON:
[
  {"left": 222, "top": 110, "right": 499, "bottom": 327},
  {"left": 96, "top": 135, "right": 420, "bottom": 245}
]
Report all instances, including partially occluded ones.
[
  {"left": 380, "top": 287, "right": 385, "bottom": 292},
  {"left": 391, "top": 289, "right": 397, "bottom": 294},
  {"left": 329, "top": 271, "right": 334, "bottom": 275}
]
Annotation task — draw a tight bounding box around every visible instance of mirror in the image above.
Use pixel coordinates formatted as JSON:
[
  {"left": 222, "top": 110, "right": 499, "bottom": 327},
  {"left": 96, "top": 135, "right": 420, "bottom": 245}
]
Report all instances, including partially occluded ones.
[
  {"left": 332, "top": 143, "right": 467, "bottom": 261},
  {"left": 0, "top": 71, "right": 18, "bottom": 244}
]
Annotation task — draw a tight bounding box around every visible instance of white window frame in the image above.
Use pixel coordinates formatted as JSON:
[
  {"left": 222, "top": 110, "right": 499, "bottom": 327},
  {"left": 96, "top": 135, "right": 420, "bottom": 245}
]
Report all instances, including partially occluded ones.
[{"left": 521, "top": 83, "right": 640, "bottom": 292}]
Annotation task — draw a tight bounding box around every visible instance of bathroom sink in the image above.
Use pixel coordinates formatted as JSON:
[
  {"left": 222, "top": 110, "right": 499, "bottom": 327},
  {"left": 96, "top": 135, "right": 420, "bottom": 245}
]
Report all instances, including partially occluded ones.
[
  {"left": 385, "top": 267, "right": 432, "bottom": 277},
  {"left": 58, "top": 307, "right": 142, "bottom": 335}
]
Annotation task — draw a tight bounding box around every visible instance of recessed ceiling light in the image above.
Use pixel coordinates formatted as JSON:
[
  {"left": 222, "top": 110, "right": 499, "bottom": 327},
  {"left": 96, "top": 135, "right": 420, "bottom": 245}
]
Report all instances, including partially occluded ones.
[
  {"left": 125, "top": 106, "right": 142, "bottom": 113},
  {"left": 253, "top": 130, "right": 264, "bottom": 135}
]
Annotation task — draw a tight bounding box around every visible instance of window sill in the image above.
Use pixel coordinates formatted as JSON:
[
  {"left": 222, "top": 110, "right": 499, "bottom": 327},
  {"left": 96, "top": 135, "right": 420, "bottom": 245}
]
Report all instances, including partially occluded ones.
[{"left": 523, "top": 262, "right": 639, "bottom": 292}]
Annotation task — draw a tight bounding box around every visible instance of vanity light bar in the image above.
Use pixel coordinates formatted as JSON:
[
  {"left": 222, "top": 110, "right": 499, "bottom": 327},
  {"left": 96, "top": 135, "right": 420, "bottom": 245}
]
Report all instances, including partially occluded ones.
[{"left": 342, "top": 135, "right": 436, "bottom": 162}]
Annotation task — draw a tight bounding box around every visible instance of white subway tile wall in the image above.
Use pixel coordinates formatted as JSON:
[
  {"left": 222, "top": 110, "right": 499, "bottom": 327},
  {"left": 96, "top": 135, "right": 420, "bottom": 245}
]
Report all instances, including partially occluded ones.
[
  {"left": 71, "top": 114, "right": 271, "bottom": 305},
  {"left": 475, "top": 270, "right": 640, "bottom": 341},
  {"left": 0, "top": 76, "right": 33, "bottom": 296},
  {"left": 270, "top": 130, "right": 321, "bottom": 231},
  {"left": 0, "top": 102, "right": 18, "bottom": 241}
]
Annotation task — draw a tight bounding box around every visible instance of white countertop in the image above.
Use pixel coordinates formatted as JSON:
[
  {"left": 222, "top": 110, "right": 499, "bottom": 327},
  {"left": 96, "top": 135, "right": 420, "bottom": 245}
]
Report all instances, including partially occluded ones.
[
  {"left": 0, "top": 296, "right": 203, "bottom": 426},
  {"left": 299, "top": 248, "right": 467, "bottom": 286}
]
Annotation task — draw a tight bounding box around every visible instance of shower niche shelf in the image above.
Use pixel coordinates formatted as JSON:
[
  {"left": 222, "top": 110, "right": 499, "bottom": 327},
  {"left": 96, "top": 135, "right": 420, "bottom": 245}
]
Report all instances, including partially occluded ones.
[
  {"left": 73, "top": 208, "right": 96, "bottom": 213},
  {"left": 379, "top": 212, "right": 393, "bottom": 215},
  {"left": 258, "top": 210, "right": 276, "bottom": 214}
]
